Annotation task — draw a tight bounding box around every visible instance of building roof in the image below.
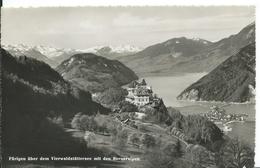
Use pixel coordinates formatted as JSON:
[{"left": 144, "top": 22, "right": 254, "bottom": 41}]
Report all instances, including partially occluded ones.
[
  {"left": 140, "top": 79, "right": 147, "bottom": 86},
  {"left": 136, "top": 88, "right": 151, "bottom": 96},
  {"left": 128, "top": 80, "right": 139, "bottom": 88}
]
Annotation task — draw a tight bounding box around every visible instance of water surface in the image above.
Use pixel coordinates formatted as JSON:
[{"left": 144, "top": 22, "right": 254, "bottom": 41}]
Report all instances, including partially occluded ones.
[{"left": 145, "top": 74, "right": 255, "bottom": 147}]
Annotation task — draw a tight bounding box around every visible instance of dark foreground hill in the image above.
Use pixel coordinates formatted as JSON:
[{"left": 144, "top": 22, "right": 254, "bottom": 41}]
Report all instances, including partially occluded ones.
[
  {"left": 177, "top": 43, "right": 255, "bottom": 103},
  {"left": 1, "top": 49, "right": 109, "bottom": 160},
  {"left": 56, "top": 53, "right": 138, "bottom": 93}
]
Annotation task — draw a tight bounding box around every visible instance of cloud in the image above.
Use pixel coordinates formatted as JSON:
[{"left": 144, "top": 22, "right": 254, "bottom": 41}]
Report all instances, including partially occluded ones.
[
  {"left": 113, "top": 13, "right": 161, "bottom": 27},
  {"left": 2, "top": 6, "right": 255, "bottom": 48}
]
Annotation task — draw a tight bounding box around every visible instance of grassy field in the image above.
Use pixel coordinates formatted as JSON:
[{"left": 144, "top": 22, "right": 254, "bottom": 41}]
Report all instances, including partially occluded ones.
[
  {"left": 64, "top": 115, "right": 183, "bottom": 168},
  {"left": 5, "top": 114, "right": 185, "bottom": 168}
]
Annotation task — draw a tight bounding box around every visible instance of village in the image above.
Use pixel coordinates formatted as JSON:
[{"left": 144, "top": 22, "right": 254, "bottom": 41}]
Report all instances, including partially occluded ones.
[{"left": 204, "top": 105, "right": 248, "bottom": 123}]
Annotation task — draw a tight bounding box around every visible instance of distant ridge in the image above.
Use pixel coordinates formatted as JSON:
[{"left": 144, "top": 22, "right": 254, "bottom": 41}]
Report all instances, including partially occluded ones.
[{"left": 119, "top": 22, "right": 255, "bottom": 76}]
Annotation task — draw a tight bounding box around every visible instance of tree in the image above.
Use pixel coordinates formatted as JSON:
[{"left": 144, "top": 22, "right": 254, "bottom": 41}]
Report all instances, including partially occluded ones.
[
  {"left": 129, "top": 133, "right": 140, "bottom": 145},
  {"left": 118, "top": 112, "right": 130, "bottom": 121},
  {"left": 71, "top": 112, "right": 83, "bottom": 129},
  {"left": 175, "top": 140, "right": 183, "bottom": 157},
  {"left": 87, "top": 116, "right": 98, "bottom": 131},
  {"left": 53, "top": 115, "right": 64, "bottom": 127},
  {"left": 221, "top": 138, "right": 254, "bottom": 168},
  {"left": 144, "top": 147, "right": 175, "bottom": 168},
  {"left": 116, "top": 129, "right": 128, "bottom": 152},
  {"left": 141, "top": 134, "right": 156, "bottom": 148},
  {"left": 71, "top": 113, "right": 98, "bottom": 132},
  {"left": 182, "top": 115, "right": 223, "bottom": 149},
  {"left": 185, "top": 145, "right": 215, "bottom": 168},
  {"left": 94, "top": 87, "right": 128, "bottom": 108},
  {"left": 163, "top": 140, "right": 183, "bottom": 158},
  {"left": 119, "top": 101, "right": 138, "bottom": 112}
]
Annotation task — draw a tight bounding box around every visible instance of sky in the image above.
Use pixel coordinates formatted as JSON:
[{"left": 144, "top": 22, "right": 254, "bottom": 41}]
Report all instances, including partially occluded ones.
[{"left": 1, "top": 6, "right": 255, "bottom": 49}]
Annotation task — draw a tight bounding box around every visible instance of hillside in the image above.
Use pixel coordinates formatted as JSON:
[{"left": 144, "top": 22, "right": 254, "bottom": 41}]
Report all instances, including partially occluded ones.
[
  {"left": 177, "top": 43, "right": 255, "bottom": 103},
  {"left": 2, "top": 48, "right": 109, "bottom": 158},
  {"left": 119, "top": 23, "right": 255, "bottom": 76},
  {"left": 56, "top": 53, "right": 138, "bottom": 93}
]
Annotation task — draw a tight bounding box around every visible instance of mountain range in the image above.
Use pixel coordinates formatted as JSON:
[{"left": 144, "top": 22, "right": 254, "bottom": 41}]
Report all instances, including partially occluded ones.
[
  {"left": 2, "top": 22, "right": 255, "bottom": 103},
  {"left": 3, "top": 23, "right": 254, "bottom": 78},
  {"left": 2, "top": 44, "right": 59, "bottom": 67},
  {"left": 2, "top": 44, "right": 142, "bottom": 67},
  {"left": 56, "top": 53, "right": 138, "bottom": 93},
  {"left": 118, "top": 23, "right": 255, "bottom": 76},
  {"left": 177, "top": 43, "right": 255, "bottom": 103}
]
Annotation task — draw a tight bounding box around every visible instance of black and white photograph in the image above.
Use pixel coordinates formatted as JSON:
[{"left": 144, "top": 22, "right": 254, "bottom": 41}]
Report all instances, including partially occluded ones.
[{"left": 0, "top": 1, "right": 258, "bottom": 168}]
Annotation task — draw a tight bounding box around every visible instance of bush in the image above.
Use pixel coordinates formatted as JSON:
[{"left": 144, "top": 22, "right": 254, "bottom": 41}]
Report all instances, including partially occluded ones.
[
  {"left": 163, "top": 140, "right": 183, "bottom": 158},
  {"left": 95, "top": 87, "right": 128, "bottom": 108},
  {"left": 167, "top": 112, "right": 224, "bottom": 151},
  {"left": 141, "top": 99, "right": 172, "bottom": 124},
  {"left": 218, "top": 138, "right": 255, "bottom": 168},
  {"left": 71, "top": 113, "right": 97, "bottom": 131},
  {"left": 115, "top": 129, "right": 128, "bottom": 151},
  {"left": 129, "top": 133, "right": 140, "bottom": 145},
  {"left": 184, "top": 145, "right": 215, "bottom": 168},
  {"left": 119, "top": 101, "right": 138, "bottom": 112},
  {"left": 118, "top": 112, "right": 130, "bottom": 121},
  {"left": 183, "top": 115, "right": 223, "bottom": 149},
  {"left": 71, "top": 112, "right": 83, "bottom": 129},
  {"left": 141, "top": 134, "right": 156, "bottom": 148}
]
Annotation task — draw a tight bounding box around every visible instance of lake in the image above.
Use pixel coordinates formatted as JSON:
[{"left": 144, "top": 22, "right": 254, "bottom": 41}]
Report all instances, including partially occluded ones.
[
  {"left": 145, "top": 73, "right": 207, "bottom": 107},
  {"left": 145, "top": 73, "right": 255, "bottom": 148}
]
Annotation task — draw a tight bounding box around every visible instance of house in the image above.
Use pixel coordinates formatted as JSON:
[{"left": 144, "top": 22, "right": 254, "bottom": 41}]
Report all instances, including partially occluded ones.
[{"left": 125, "top": 79, "right": 154, "bottom": 106}]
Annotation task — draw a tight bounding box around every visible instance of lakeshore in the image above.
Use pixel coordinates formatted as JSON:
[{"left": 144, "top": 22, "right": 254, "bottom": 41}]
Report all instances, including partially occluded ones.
[{"left": 144, "top": 74, "right": 255, "bottom": 147}]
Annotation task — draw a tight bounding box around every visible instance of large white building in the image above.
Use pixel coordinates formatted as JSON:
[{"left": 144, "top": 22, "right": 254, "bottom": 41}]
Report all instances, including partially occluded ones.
[{"left": 125, "top": 79, "right": 154, "bottom": 106}]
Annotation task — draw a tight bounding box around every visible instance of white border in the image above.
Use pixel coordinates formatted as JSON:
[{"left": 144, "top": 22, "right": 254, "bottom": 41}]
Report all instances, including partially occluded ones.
[
  {"left": 2, "top": 0, "right": 260, "bottom": 166},
  {"left": 1, "top": 0, "right": 259, "bottom": 8}
]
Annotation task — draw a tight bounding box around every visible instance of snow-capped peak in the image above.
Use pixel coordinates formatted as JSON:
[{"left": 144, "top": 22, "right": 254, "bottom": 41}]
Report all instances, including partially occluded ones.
[
  {"left": 33, "top": 45, "right": 79, "bottom": 58},
  {"left": 2, "top": 44, "right": 82, "bottom": 58},
  {"left": 2, "top": 43, "right": 143, "bottom": 59},
  {"left": 80, "top": 45, "right": 143, "bottom": 54},
  {"left": 191, "top": 38, "right": 210, "bottom": 44}
]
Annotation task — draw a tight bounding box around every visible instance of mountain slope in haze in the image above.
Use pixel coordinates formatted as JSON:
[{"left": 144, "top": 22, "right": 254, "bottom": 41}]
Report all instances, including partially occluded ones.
[
  {"left": 56, "top": 53, "right": 138, "bottom": 93},
  {"left": 2, "top": 44, "right": 59, "bottom": 67},
  {"left": 83, "top": 45, "right": 143, "bottom": 60},
  {"left": 177, "top": 43, "right": 255, "bottom": 103},
  {"left": 119, "top": 37, "right": 212, "bottom": 76},
  {"left": 119, "top": 23, "right": 255, "bottom": 76},
  {"left": 2, "top": 49, "right": 109, "bottom": 158},
  {"left": 170, "top": 22, "right": 255, "bottom": 73}
]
